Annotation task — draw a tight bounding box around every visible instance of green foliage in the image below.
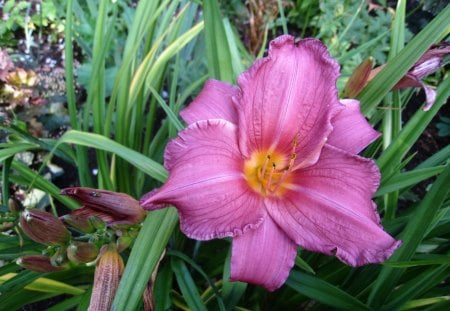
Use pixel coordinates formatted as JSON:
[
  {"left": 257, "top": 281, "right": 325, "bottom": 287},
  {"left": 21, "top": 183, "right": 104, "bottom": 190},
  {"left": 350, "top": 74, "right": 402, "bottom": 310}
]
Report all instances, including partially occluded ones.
[
  {"left": 1, "top": 0, "right": 449, "bottom": 310},
  {"left": 436, "top": 116, "right": 450, "bottom": 137},
  {"left": 0, "top": 0, "right": 61, "bottom": 46}
]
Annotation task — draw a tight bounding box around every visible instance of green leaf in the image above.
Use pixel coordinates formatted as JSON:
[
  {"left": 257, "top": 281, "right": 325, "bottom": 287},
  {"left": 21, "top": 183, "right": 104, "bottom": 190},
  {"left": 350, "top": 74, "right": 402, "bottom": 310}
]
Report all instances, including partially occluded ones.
[
  {"left": 56, "top": 130, "right": 167, "bottom": 183},
  {"left": 295, "top": 255, "right": 316, "bottom": 275},
  {"left": 112, "top": 208, "right": 178, "bottom": 311},
  {"left": 148, "top": 86, "right": 184, "bottom": 131},
  {"left": 0, "top": 270, "right": 42, "bottom": 295},
  {"left": 383, "top": 257, "right": 450, "bottom": 268},
  {"left": 368, "top": 164, "right": 450, "bottom": 308},
  {"left": 10, "top": 161, "right": 80, "bottom": 210},
  {"left": 46, "top": 295, "right": 83, "bottom": 311},
  {"left": 167, "top": 250, "right": 225, "bottom": 311},
  {"left": 287, "top": 271, "right": 372, "bottom": 311},
  {"left": 0, "top": 143, "right": 39, "bottom": 162},
  {"left": 221, "top": 248, "right": 246, "bottom": 311},
  {"left": 171, "top": 257, "right": 208, "bottom": 311},
  {"left": 153, "top": 262, "right": 173, "bottom": 311},
  {"left": 381, "top": 266, "right": 449, "bottom": 311},
  {"left": 376, "top": 165, "right": 446, "bottom": 197},
  {"left": 0, "top": 273, "right": 84, "bottom": 295},
  {"left": 203, "top": 0, "right": 234, "bottom": 83},
  {"left": 399, "top": 296, "right": 450, "bottom": 310}
]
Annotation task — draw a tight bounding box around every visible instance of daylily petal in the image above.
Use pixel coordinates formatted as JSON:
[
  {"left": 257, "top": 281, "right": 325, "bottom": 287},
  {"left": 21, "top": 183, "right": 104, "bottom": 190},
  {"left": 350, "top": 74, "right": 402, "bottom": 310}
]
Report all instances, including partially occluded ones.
[
  {"left": 230, "top": 216, "right": 297, "bottom": 291},
  {"left": 394, "top": 74, "right": 437, "bottom": 111},
  {"left": 140, "top": 119, "right": 265, "bottom": 240},
  {"left": 235, "top": 35, "right": 340, "bottom": 167},
  {"left": 421, "top": 84, "right": 436, "bottom": 111},
  {"left": 267, "top": 145, "right": 400, "bottom": 266},
  {"left": 328, "top": 99, "right": 380, "bottom": 154},
  {"left": 180, "top": 79, "right": 240, "bottom": 125}
]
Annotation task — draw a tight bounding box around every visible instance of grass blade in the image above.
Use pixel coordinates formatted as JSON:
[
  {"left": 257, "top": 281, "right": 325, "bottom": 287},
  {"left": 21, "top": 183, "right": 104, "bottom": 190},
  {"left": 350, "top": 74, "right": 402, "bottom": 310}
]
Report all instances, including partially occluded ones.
[
  {"left": 112, "top": 208, "right": 178, "bottom": 311},
  {"left": 171, "top": 257, "right": 208, "bottom": 311},
  {"left": 287, "top": 271, "right": 372, "bottom": 311},
  {"left": 375, "top": 165, "right": 446, "bottom": 197},
  {"left": 56, "top": 130, "right": 167, "bottom": 183},
  {"left": 368, "top": 164, "right": 450, "bottom": 308},
  {"left": 203, "top": 0, "right": 234, "bottom": 83}
]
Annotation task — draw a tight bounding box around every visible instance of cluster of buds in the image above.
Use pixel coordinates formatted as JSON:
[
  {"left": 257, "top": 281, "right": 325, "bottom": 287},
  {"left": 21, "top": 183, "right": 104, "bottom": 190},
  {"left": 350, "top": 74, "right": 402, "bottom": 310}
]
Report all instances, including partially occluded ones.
[
  {"left": 343, "top": 42, "right": 450, "bottom": 110},
  {"left": 17, "top": 188, "right": 146, "bottom": 275}
]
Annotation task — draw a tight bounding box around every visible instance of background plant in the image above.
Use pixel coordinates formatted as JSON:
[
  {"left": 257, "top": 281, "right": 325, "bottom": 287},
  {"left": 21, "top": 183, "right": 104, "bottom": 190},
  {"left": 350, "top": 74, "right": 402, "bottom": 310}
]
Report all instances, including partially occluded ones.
[{"left": 0, "top": 0, "right": 449, "bottom": 310}]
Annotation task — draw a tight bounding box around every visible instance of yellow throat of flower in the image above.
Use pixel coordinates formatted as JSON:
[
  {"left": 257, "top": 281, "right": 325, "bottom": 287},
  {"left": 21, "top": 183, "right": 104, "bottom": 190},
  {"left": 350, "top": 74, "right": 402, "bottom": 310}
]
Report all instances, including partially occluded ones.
[{"left": 244, "top": 149, "right": 295, "bottom": 196}]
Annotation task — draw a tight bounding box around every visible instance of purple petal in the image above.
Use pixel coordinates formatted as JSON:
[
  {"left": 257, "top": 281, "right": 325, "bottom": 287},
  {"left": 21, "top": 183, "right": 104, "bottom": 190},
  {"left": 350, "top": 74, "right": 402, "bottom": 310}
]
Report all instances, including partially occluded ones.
[
  {"left": 328, "top": 99, "right": 380, "bottom": 154},
  {"left": 235, "top": 35, "right": 340, "bottom": 168},
  {"left": 394, "top": 74, "right": 437, "bottom": 111},
  {"left": 411, "top": 42, "right": 450, "bottom": 79},
  {"left": 267, "top": 145, "right": 400, "bottom": 266},
  {"left": 180, "top": 79, "right": 240, "bottom": 125},
  {"left": 140, "top": 119, "right": 265, "bottom": 240},
  {"left": 422, "top": 84, "right": 436, "bottom": 111},
  {"left": 230, "top": 216, "right": 297, "bottom": 291}
]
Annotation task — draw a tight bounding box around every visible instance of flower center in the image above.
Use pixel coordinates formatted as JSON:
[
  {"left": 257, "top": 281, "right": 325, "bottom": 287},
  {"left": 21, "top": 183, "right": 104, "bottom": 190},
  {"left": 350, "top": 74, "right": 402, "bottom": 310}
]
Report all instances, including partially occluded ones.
[{"left": 243, "top": 150, "right": 295, "bottom": 196}]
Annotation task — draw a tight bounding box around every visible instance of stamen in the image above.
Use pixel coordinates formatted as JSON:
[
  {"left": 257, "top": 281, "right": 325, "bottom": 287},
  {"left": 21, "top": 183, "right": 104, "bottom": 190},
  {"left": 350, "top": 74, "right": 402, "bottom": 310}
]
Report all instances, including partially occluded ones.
[
  {"left": 273, "top": 170, "right": 289, "bottom": 192},
  {"left": 288, "top": 153, "right": 296, "bottom": 170},
  {"left": 292, "top": 134, "right": 299, "bottom": 150},
  {"left": 266, "top": 163, "right": 276, "bottom": 191},
  {"left": 259, "top": 154, "right": 271, "bottom": 181}
]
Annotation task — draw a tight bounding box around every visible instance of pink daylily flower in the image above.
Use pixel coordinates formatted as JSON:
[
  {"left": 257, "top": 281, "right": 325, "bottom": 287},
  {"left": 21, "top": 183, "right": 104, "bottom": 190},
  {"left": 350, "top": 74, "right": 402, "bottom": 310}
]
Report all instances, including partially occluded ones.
[{"left": 141, "top": 35, "right": 401, "bottom": 291}]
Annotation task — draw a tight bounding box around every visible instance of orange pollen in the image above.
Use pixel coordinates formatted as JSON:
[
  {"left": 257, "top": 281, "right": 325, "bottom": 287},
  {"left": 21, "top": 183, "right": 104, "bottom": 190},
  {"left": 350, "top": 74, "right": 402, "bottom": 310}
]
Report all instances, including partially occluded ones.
[{"left": 243, "top": 149, "right": 295, "bottom": 196}]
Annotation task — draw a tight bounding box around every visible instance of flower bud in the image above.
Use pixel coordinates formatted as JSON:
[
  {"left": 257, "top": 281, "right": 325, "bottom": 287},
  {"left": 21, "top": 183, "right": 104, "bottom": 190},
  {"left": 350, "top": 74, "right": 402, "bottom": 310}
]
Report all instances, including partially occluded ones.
[
  {"left": 88, "top": 216, "right": 107, "bottom": 230},
  {"left": 116, "top": 236, "right": 133, "bottom": 253},
  {"left": 51, "top": 247, "right": 69, "bottom": 267},
  {"left": 61, "top": 187, "right": 146, "bottom": 225},
  {"left": 67, "top": 241, "right": 99, "bottom": 264},
  {"left": 342, "top": 57, "right": 374, "bottom": 98},
  {"left": 17, "top": 255, "right": 66, "bottom": 272},
  {"left": 88, "top": 244, "right": 124, "bottom": 311},
  {"left": 20, "top": 209, "right": 71, "bottom": 245},
  {"left": 8, "top": 198, "right": 22, "bottom": 213},
  {"left": 0, "top": 222, "right": 14, "bottom": 231},
  {"left": 62, "top": 214, "right": 96, "bottom": 233}
]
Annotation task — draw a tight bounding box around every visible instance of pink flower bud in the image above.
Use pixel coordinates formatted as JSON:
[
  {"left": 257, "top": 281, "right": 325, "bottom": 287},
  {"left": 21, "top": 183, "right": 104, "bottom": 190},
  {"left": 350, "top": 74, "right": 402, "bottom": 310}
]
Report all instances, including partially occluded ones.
[
  {"left": 116, "top": 236, "right": 133, "bottom": 253},
  {"left": 61, "top": 188, "right": 146, "bottom": 225},
  {"left": 62, "top": 214, "right": 96, "bottom": 233},
  {"left": 17, "top": 255, "right": 66, "bottom": 272},
  {"left": 342, "top": 57, "right": 374, "bottom": 98},
  {"left": 20, "top": 209, "right": 71, "bottom": 245},
  {"left": 67, "top": 241, "right": 99, "bottom": 264},
  {"left": 88, "top": 244, "right": 124, "bottom": 311}
]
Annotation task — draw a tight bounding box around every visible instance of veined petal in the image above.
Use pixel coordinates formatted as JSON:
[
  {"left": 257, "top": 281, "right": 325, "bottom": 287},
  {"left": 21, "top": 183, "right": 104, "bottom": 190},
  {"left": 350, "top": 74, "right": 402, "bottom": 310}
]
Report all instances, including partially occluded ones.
[
  {"left": 394, "top": 74, "right": 437, "bottom": 111},
  {"left": 230, "top": 216, "right": 297, "bottom": 291},
  {"left": 235, "top": 35, "right": 340, "bottom": 167},
  {"left": 180, "top": 79, "right": 240, "bottom": 125},
  {"left": 268, "top": 145, "right": 400, "bottom": 266},
  {"left": 141, "top": 119, "right": 265, "bottom": 240},
  {"left": 328, "top": 99, "right": 380, "bottom": 154}
]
